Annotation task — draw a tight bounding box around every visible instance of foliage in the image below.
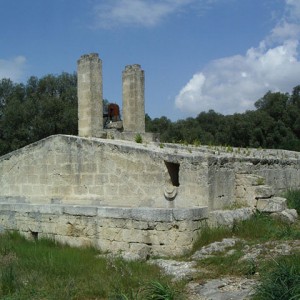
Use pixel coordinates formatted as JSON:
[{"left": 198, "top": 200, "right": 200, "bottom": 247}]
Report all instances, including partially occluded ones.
[
  {"left": 2, "top": 74, "right": 300, "bottom": 155},
  {"left": 252, "top": 254, "right": 300, "bottom": 300},
  {"left": 0, "top": 73, "right": 77, "bottom": 156},
  {"left": 146, "top": 85, "right": 300, "bottom": 151}
]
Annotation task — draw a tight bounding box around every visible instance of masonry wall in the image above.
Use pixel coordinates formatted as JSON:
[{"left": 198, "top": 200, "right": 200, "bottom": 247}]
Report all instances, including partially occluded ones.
[
  {"left": 205, "top": 151, "right": 300, "bottom": 209},
  {"left": 1, "top": 137, "right": 300, "bottom": 211},
  {"left": 0, "top": 203, "right": 208, "bottom": 257},
  {"left": 0, "top": 135, "right": 209, "bottom": 208}
]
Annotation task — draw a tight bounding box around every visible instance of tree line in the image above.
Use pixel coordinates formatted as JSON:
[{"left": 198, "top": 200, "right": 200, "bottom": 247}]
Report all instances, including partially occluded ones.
[
  {"left": 0, "top": 73, "right": 77, "bottom": 155},
  {"left": 146, "top": 87, "right": 300, "bottom": 151},
  {"left": 1, "top": 72, "right": 300, "bottom": 156}
]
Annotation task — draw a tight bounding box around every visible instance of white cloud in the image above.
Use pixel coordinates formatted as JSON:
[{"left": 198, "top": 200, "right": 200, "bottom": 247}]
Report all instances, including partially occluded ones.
[
  {"left": 93, "top": 0, "right": 194, "bottom": 28},
  {"left": 0, "top": 56, "right": 26, "bottom": 82},
  {"left": 175, "top": 0, "right": 300, "bottom": 115}
]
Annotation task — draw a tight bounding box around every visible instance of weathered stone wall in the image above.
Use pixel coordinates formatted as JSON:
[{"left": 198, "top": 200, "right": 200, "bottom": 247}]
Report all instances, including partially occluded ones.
[
  {"left": 0, "top": 135, "right": 209, "bottom": 208},
  {"left": 207, "top": 150, "right": 300, "bottom": 209},
  {"left": 78, "top": 53, "right": 103, "bottom": 137},
  {"left": 1, "top": 137, "right": 300, "bottom": 211},
  {"left": 1, "top": 137, "right": 300, "bottom": 256},
  {"left": 122, "top": 64, "right": 145, "bottom": 133},
  {"left": 0, "top": 202, "right": 207, "bottom": 257}
]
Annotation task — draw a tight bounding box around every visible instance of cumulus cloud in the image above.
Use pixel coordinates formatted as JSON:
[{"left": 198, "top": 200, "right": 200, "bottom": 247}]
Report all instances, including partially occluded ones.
[
  {"left": 0, "top": 56, "right": 27, "bottom": 82},
  {"left": 93, "top": 0, "right": 194, "bottom": 28},
  {"left": 175, "top": 0, "right": 300, "bottom": 115}
]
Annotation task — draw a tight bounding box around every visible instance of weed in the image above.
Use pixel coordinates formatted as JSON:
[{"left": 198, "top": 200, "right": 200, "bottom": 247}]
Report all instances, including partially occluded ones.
[
  {"left": 243, "top": 258, "right": 257, "bottom": 277},
  {"left": 256, "top": 177, "right": 265, "bottom": 185},
  {"left": 135, "top": 133, "right": 143, "bottom": 143},
  {"left": 226, "top": 146, "right": 233, "bottom": 153},
  {"left": 143, "top": 280, "right": 178, "bottom": 300},
  {"left": 193, "top": 139, "right": 201, "bottom": 147},
  {"left": 223, "top": 202, "right": 247, "bottom": 210}
]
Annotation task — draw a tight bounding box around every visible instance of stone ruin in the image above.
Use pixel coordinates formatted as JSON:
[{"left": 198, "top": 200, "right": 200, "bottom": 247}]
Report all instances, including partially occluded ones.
[
  {"left": 0, "top": 53, "right": 299, "bottom": 258},
  {"left": 77, "top": 53, "right": 156, "bottom": 142}
]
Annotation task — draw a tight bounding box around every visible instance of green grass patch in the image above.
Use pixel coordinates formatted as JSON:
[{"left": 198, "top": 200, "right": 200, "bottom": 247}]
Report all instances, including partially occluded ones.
[
  {"left": 193, "top": 212, "right": 300, "bottom": 254},
  {"left": 192, "top": 224, "right": 232, "bottom": 251},
  {"left": 0, "top": 232, "right": 182, "bottom": 299},
  {"left": 284, "top": 189, "right": 300, "bottom": 214},
  {"left": 198, "top": 249, "right": 245, "bottom": 278},
  {"left": 233, "top": 212, "right": 300, "bottom": 242},
  {"left": 252, "top": 253, "right": 300, "bottom": 300}
]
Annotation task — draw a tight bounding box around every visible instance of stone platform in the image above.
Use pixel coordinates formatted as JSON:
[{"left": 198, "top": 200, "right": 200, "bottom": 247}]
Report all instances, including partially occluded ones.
[{"left": 0, "top": 199, "right": 208, "bottom": 257}]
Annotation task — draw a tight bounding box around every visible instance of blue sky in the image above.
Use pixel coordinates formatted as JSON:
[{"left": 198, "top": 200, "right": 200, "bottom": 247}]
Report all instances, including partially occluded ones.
[{"left": 1, "top": 0, "right": 300, "bottom": 120}]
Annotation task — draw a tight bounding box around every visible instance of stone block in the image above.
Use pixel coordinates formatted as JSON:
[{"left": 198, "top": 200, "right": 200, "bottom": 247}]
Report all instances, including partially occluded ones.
[
  {"left": 173, "top": 207, "right": 208, "bottom": 221},
  {"left": 256, "top": 197, "right": 287, "bottom": 213},
  {"left": 271, "top": 209, "right": 298, "bottom": 224},
  {"left": 63, "top": 205, "right": 97, "bottom": 216},
  {"left": 208, "top": 208, "right": 254, "bottom": 228},
  {"left": 254, "top": 185, "right": 274, "bottom": 199}
]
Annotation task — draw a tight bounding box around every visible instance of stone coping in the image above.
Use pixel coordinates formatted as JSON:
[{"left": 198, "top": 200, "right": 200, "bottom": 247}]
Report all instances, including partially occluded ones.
[
  {"left": 0, "top": 201, "right": 208, "bottom": 222},
  {"left": 1, "top": 134, "right": 300, "bottom": 163}
]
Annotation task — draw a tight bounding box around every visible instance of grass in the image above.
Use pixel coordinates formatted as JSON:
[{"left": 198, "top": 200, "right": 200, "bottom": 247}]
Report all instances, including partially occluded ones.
[
  {"left": 1, "top": 190, "right": 300, "bottom": 299},
  {"left": 191, "top": 189, "right": 300, "bottom": 298},
  {"left": 284, "top": 189, "right": 300, "bottom": 214},
  {"left": 0, "top": 232, "right": 182, "bottom": 299},
  {"left": 252, "top": 254, "right": 300, "bottom": 300},
  {"left": 194, "top": 211, "right": 300, "bottom": 253}
]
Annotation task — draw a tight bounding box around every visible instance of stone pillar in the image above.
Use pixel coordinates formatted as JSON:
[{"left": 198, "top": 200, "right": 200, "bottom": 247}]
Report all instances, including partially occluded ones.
[
  {"left": 77, "top": 53, "right": 103, "bottom": 137},
  {"left": 122, "top": 64, "right": 145, "bottom": 133}
]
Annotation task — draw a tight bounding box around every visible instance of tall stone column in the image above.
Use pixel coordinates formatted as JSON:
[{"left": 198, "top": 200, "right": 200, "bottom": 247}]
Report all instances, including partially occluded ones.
[
  {"left": 77, "top": 53, "right": 103, "bottom": 137},
  {"left": 122, "top": 64, "right": 145, "bottom": 133}
]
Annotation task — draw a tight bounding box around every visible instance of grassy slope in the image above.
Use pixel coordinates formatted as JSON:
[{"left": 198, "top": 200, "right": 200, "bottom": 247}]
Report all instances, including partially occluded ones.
[{"left": 0, "top": 190, "right": 300, "bottom": 299}]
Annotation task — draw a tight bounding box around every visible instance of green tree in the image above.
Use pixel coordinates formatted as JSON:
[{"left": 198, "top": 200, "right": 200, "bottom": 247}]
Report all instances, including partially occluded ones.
[{"left": 0, "top": 73, "right": 77, "bottom": 156}]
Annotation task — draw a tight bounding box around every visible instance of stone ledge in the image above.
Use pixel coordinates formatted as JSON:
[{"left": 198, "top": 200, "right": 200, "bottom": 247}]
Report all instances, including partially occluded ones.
[{"left": 0, "top": 201, "right": 208, "bottom": 222}]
